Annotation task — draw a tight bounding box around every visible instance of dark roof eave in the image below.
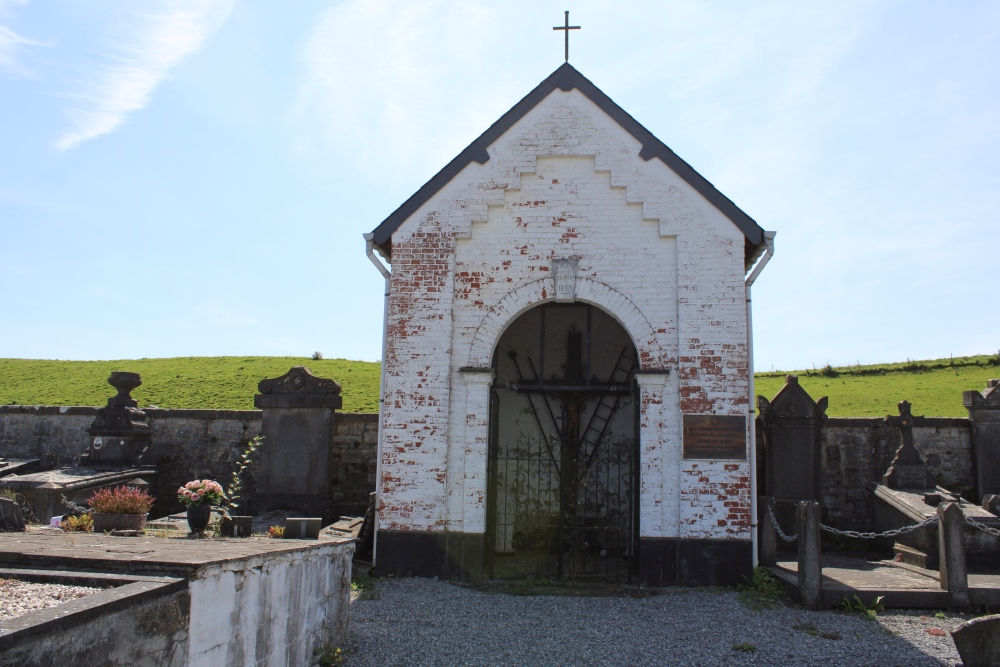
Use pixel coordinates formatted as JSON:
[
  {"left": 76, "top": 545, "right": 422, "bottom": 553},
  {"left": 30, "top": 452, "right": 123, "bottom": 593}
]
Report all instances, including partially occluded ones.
[{"left": 370, "top": 63, "right": 765, "bottom": 265}]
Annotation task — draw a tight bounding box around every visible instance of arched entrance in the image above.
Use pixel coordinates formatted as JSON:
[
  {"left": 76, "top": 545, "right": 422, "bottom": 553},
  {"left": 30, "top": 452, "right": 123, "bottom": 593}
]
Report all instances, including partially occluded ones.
[{"left": 485, "top": 302, "right": 639, "bottom": 582}]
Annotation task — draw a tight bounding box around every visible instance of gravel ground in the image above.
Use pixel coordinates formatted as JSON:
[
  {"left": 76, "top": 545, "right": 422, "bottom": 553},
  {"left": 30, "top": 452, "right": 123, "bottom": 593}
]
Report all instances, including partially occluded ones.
[
  {"left": 345, "top": 578, "right": 973, "bottom": 667},
  {"left": 0, "top": 578, "right": 102, "bottom": 622}
]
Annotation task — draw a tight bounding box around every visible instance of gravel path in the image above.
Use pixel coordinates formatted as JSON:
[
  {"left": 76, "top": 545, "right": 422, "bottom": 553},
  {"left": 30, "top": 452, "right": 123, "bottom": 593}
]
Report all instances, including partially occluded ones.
[
  {"left": 345, "top": 578, "right": 970, "bottom": 667},
  {"left": 0, "top": 578, "right": 102, "bottom": 622}
]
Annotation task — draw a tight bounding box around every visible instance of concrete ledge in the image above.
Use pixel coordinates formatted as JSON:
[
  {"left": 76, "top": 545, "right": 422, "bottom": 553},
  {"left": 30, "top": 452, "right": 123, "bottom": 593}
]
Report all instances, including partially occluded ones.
[{"left": 0, "top": 569, "right": 188, "bottom": 661}]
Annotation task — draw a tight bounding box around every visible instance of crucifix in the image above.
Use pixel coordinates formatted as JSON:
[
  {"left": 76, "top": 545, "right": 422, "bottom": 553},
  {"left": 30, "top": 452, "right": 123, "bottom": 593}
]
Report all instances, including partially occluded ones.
[
  {"left": 552, "top": 10, "right": 581, "bottom": 63},
  {"left": 882, "top": 400, "right": 931, "bottom": 489}
]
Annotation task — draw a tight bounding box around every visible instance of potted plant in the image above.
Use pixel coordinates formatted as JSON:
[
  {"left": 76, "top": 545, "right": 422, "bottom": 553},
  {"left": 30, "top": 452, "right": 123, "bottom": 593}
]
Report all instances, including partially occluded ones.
[
  {"left": 88, "top": 486, "right": 155, "bottom": 533},
  {"left": 177, "top": 479, "right": 226, "bottom": 533}
]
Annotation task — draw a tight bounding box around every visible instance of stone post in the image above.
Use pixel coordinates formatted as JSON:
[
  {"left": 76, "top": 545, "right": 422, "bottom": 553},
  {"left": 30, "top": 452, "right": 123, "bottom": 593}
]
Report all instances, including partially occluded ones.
[
  {"left": 759, "top": 496, "right": 777, "bottom": 567},
  {"left": 964, "top": 379, "right": 1000, "bottom": 502},
  {"left": 938, "top": 501, "right": 969, "bottom": 607},
  {"left": 797, "top": 500, "right": 823, "bottom": 609}
]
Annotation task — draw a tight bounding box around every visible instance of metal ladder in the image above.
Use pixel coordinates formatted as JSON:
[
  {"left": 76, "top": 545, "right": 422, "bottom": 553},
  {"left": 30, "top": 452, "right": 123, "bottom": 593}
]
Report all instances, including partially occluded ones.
[{"left": 579, "top": 345, "right": 635, "bottom": 468}]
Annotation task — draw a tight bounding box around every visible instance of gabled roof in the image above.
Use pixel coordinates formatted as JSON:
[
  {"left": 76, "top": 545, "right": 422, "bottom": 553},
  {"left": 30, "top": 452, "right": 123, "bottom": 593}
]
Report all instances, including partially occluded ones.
[{"left": 370, "top": 63, "right": 766, "bottom": 268}]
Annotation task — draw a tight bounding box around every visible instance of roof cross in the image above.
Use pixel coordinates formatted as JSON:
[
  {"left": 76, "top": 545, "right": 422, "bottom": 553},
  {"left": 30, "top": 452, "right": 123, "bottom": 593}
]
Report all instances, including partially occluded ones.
[{"left": 552, "top": 11, "right": 580, "bottom": 63}]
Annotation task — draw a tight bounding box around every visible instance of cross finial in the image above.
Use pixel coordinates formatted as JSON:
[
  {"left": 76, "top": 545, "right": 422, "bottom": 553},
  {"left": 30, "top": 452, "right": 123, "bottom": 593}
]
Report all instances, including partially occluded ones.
[{"left": 552, "top": 11, "right": 580, "bottom": 63}]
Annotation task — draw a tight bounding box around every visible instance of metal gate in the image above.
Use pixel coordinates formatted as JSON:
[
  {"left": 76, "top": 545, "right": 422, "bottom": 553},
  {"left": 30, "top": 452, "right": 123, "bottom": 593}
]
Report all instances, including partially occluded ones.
[{"left": 486, "top": 303, "right": 639, "bottom": 583}]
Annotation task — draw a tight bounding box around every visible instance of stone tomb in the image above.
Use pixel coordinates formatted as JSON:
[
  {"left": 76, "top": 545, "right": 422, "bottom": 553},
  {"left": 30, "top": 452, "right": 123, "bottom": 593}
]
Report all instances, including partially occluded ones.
[
  {"left": 873, "top": 401, "right": 1000, "bottom": 569},
  {"left": 0, "top": 372, "right": 156, "bottom": 523},
  {"left": 0, "top": 529, "right": 354, "bottom": 667}
]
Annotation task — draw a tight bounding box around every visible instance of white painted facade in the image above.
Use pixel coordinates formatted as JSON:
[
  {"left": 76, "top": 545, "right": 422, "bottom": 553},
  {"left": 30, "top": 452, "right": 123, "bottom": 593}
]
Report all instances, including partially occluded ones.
[{"left": 372, "top": 66, "right": 767, "bottom": 580}]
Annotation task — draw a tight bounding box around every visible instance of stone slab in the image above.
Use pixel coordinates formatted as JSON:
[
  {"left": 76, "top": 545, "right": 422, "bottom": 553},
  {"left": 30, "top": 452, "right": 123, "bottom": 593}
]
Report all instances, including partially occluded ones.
[
  {"left": 772, "top": 555, "right": 1000, "bottom": 608},
  {"left": 0, "top": 526, "right": 354, "bottom": 576}
]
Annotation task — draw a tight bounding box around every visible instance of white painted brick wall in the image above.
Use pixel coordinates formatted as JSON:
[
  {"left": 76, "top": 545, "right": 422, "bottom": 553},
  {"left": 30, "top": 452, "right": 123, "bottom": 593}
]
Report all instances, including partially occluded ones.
[{"left": 380, "top": 89, "right": 751, "bottom": 541}]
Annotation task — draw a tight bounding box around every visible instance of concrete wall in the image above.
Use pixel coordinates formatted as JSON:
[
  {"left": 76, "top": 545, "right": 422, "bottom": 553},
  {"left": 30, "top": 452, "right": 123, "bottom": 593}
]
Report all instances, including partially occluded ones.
[
  {"left": 187, "top": 541, "right": 353, "bottom": 666},
  {"left": 380, "top": 88, "right": 752, "bottom": 543},
  {"left": 0, "top": 578, "right": 190, "bottom": 667},
  {"left": 0, "top": 406, "right": 378, "bottom": 518},
  {"left": 0, "top": 539, "right": 354, "bottom": 667},
  {"left": 819, "top": 418, "right": 972, "bottom": 530}
]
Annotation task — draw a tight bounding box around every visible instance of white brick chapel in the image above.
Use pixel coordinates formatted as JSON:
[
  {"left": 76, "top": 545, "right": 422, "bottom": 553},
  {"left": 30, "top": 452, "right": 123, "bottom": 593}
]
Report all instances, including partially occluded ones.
[{"left": 364, "top": 63, "right": 775, "bottom": 586}]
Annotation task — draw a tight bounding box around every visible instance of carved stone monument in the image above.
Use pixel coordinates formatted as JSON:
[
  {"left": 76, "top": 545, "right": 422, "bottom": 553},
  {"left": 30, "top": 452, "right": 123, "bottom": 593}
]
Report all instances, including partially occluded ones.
[
  {"left": 253, "top": 367, "right": 343, "bottom": 520},
  {"left": 882, "top": 400, "right": 931, "bottom": 489},
  {"left": 0, "top": 372, "right": 155, "bottom": 522},
  {"left": 757, "top": 375, "right": 827, "bottom": 501},
  {"left": 84, "top": 371, "right": 152, "bottom": 465},
  {"left": 964, "top": 379, "right": 1000, "bottom": 501}
]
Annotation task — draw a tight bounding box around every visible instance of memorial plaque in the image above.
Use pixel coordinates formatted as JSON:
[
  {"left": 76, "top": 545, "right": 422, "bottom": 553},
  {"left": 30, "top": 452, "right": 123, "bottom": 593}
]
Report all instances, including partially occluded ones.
[{"left": 683, "top": 414, "right": 747, "bottom": 460}]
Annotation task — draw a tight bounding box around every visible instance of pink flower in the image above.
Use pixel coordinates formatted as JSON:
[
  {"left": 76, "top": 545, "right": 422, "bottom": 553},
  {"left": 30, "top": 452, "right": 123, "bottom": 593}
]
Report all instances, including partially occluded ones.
[
  {"left": 177, "top": 487, "right": 186, "bottom": 494},
  {"left": 191, "top": 493, "right": 201, "bottom": 502}
]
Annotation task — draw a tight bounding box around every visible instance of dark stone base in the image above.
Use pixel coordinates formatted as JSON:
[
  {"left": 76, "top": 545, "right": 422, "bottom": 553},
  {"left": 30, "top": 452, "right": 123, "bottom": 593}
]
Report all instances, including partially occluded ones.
[
  {"left": 375, "top": 531, "right": 484, "bottom": 581},
  {"left": 376, "top": 531, "right": 751, "bottom": 586},
  {"left": 638, "top": 537, "right": 753, "bottom": 587}
]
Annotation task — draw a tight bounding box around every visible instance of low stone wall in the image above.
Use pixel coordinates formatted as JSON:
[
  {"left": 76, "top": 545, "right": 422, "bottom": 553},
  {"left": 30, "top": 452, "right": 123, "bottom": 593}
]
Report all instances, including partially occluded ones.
[
  {"left": 0, "top": 407, "right": 378, "bottom": 519},
  {"left": 820, "top": 418, "right": 972, "bottom": 530},
  {"left": 0, "top": 534, "right": 354, "bottom": 667}
]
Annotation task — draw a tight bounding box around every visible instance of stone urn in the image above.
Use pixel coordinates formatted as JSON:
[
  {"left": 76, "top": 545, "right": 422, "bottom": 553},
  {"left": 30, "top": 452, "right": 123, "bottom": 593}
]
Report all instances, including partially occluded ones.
[
  {"left": 92, "top": 513, "right": 147, "bottom": 533},
  {"left": 187, "top": 504, "right": 212, "bottom": 533}
]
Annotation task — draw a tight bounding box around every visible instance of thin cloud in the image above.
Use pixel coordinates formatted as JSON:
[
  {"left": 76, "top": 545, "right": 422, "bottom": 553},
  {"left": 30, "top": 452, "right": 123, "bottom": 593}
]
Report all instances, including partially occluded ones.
[
  {"left": 55, "top": 0, "right": 233, "bottom": 150},
  {"left": 0, "top": 0, "right": 45, "bottom": 75}
]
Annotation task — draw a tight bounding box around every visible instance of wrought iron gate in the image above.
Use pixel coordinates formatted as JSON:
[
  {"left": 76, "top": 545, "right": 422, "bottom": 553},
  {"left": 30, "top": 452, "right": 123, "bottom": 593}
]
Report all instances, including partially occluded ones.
[{"left": 485, "top": 303, "right": 640, "bottom": 583}]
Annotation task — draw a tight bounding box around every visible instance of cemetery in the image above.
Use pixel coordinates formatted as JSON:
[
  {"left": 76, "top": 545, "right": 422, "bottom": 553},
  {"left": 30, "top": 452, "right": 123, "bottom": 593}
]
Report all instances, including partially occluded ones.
[{"left": 2, "top": 40, "right": 998, "bottom": 667}]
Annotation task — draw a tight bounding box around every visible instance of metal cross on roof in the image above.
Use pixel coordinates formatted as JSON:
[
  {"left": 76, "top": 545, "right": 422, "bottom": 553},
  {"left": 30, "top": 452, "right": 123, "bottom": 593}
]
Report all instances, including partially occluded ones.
[{"left": 552, "top": 11, "right": 580, "bottom": 63}]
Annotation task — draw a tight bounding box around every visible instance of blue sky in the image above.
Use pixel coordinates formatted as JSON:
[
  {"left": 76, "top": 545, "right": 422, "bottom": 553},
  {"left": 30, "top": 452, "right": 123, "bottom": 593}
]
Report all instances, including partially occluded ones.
[{"left": 1, "top": 0, "right": 997, "bottom": 370}]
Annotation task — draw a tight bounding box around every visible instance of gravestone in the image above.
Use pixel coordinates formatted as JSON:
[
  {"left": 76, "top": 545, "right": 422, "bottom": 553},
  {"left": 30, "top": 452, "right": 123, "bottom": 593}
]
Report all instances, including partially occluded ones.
[
  {"left": 964, "top": 379, "right": 1000, "bottom": 501},
  {"left": 882, "top": 400, "right": 931, "bottom": 489},
  {"left": 84, "top": 371, "right": 152, "bottom": 465},
  {"left": 253, "top": 367, "right": 342, "bottom": 521},
  {"left": 757, "top": 375, "right": 827, "bottom": 501}
]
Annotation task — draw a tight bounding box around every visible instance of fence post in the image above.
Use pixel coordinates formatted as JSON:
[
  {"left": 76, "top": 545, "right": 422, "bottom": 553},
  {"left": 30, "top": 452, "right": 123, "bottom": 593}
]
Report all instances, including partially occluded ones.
[
  {"left": 797, "top": 500, "right": 822, "bottom": 609},
  {"left": 938, "top": 501, "right": 969, "bottom": 607},
  {"left": 759, "top": 496, "right": 777, "bottom": 566}
]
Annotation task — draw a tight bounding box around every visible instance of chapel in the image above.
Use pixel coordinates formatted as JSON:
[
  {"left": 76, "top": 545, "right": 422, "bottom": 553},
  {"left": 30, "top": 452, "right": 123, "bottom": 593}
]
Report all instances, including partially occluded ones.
[{"left": 364, "top": 61, "right": 775, "bottom": 586}]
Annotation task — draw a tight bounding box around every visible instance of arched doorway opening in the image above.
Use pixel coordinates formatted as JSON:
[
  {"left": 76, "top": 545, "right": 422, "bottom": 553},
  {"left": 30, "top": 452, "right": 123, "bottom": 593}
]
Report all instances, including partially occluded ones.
[{"left": 486, "top": 302, "right": 639, "bottom": 582}]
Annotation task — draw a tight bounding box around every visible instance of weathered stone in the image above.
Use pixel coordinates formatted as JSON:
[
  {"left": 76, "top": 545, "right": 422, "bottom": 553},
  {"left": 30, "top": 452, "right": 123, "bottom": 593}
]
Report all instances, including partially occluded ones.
[
  {"left": 253, "top": 367, "right": 345, "bottom": 521},
  {"left": 0, "top": 496, "right": 25, "bottom": 531},
  {"left": 965, "top": 379, "right": 1000, "bottom": 501},
  {"left": 797, "top": 500, "right": 822, "bottom": 609},
  {"left": 938, "top": 501, "right": 969, "bottom": 607},
  {"left": 758, "top": 376, "right": 827, "bottom": 502},
  {"left": 951, "top": 614, "right": 1000, "bottom": 667},
  {"left": 85, "top": 372, "right": 152, "bottom": 466},
  {"left": 883, "top": 401, "right": 931, "bottom": 489},
  {"left": 984, "top": 494, "right": 1000, "bottom": 516},
  {"left": 285, "top": 517, "right": 322, "bottom": 539}
]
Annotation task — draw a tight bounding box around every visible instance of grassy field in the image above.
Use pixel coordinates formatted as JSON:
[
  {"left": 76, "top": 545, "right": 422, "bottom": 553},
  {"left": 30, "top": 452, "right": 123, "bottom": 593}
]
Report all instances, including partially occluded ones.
[
  {"left": 0, "top": 357, "right": 381, "bottom": 413},
  {"left": 755, "top": 354, "right": 1000, "bottom": 417},
  {"left": 1, "top": 353, "right": 997, "bottom": 417}
]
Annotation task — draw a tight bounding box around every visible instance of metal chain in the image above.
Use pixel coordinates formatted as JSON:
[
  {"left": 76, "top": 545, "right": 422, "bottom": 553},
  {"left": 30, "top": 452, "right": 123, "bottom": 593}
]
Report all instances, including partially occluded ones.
[
  {"left": 965, "top": 515, "right": 1000, "bottom": 537},
  {"left": 820, "top": 514, "right": 938, "bottom": 540},
  {"left": 765, "top": 502, "right": 798, "bottom": 542}
]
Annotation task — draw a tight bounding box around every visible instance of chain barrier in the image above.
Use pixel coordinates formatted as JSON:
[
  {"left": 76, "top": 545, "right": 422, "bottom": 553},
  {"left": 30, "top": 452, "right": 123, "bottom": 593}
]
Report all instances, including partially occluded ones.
[
  {"left": 965, "top": 515, "right": 1000, "bottom": 538},
  {"left": 765, "top": 503, "right": 798, "bottom": 542},
  {"left": 764, "top": 503, "right": 942, "bottom": 542},
  {"left": 820, "top": 514, "right": 938, "bottom": 540}
]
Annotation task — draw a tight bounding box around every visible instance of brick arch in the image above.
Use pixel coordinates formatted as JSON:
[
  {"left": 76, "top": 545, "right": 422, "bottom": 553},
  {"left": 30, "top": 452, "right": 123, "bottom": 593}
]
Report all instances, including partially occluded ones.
[{"left": 466, "top": 277, "right": 660, "bottom": 369}]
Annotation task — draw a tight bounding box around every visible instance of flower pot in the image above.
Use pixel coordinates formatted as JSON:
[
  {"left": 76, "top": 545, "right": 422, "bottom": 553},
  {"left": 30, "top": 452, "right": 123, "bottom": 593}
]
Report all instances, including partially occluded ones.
[
  {"left": 92, "top": 513, "right": 147, "bottom": 533},
  {"left": 187, "top": 504, "right": 213, "bottom": 533}
]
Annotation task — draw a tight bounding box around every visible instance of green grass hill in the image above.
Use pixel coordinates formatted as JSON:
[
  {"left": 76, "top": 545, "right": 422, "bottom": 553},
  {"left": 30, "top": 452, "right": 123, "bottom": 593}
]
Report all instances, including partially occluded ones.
[
  {"left": 0, "top": 357, "right": 380, "bottom": 413},
  {"left": 1, "top": 353, "right": 997, "bottom": 417}
]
